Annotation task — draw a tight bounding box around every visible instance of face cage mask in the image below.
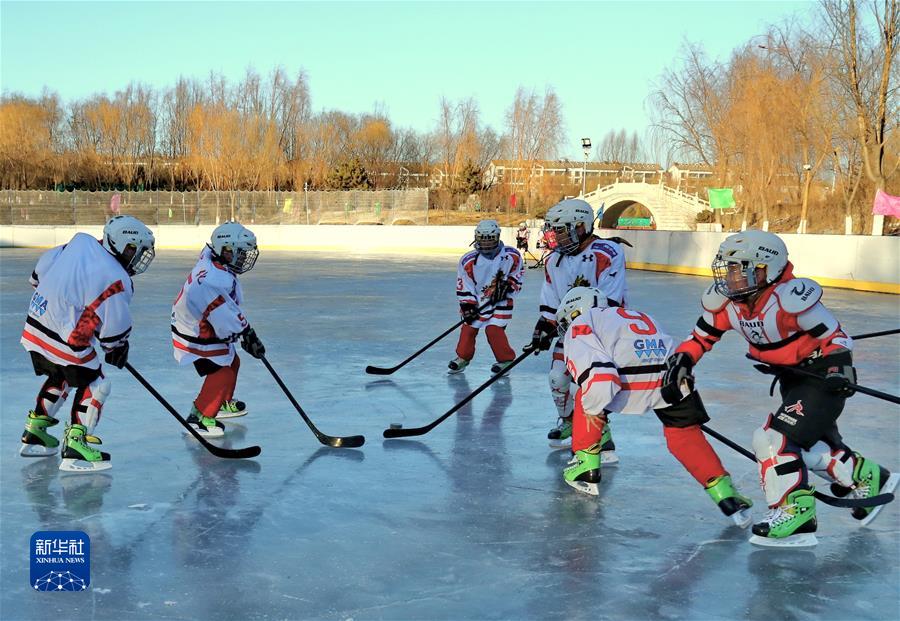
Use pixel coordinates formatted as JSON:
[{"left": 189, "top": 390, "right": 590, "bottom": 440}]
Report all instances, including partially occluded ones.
[
  {"left": 712, "top": 258, "right": 764, "bottom": 300},
  {"left": 231, "top": 246, "right": 259, "bottom": 274},
  {"left": 474, "top": 235, "right": 500, "bottom": 257},
  {"left": 546, "top": 223, "right": 580, "bottom": 255},
  {"left": 115, "top": 241, "right": 155, "bottom": 276},
  {"left": 556, "top": 308, "right": 583, "bottom": 338}
]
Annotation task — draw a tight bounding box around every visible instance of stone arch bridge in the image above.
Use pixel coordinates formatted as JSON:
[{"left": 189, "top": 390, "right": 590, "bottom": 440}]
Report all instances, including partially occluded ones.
[{"left": 580, "top": 181, "right": 710, "bottom": 230}]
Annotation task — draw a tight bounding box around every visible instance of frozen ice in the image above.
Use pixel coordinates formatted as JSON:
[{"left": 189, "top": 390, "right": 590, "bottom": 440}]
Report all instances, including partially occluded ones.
[{"left": 1, "top": 248, "right": 898, "bottom": 620}]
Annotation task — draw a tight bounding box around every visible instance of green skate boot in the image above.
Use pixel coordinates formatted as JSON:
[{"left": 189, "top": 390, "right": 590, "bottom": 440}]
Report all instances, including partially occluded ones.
[
  {"left": 548, "top": 417, "right": 572, "bottom": 450},
  {"left": 563, "top": 442, "right": 602, "bottom": 496},
  {"left": 20, "top": 411, "right": 60, "bottom": 457},
  {"left": 599, "top": 424, "right": 619, "bottom": 466},
  {"left": 837, "top": 453, "right": 899, "bottom": 526},
  {"left": 186, "top": 406, "right": 225, "bottom": 438},
  {"left": 217, "top": 399, "right": 248, "bottom": 419},
  {"left": 447, "top": 357, "right": 469, "bottom": 375},
  {"left": 59, "top": 424, "right": 111, "bottom": 473},
  {"left": 705, "top": 474, "right": 753, "bottom": 528},
  {"left": 750, "top": 488, "right": 817, "bottom": 548}
]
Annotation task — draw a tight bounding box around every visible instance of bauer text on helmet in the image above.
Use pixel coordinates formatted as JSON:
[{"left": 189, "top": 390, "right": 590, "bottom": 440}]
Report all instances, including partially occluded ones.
[
  {"left": 209, "top": 222, "right": 259, "bottom": 274},
  {"left": 102, "top": 215, "right": 156, "bottom": 276},
  {"left": 543, "top": 199, "right": 594, "bottom": 255},
  {"left": 556, "top": 286, "right": 608, "bottom": 337},
  {"left": 473, "top": 220, "right": 502, "bottom": 257},
  {"left": 712, "top": 230, "right": 788, "bottom": 300}
]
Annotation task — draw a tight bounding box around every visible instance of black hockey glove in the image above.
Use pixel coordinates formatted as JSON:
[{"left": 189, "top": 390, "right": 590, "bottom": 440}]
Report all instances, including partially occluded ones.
[
  {"left": 661, "top": 352, "right": 695, "bottom": 405},
  {"left": 240, "top": 327, "right": 266, "bottom": 359},
  {"left": 460, "top": 303, "right": 480, "bottom": 325},
  {"left": 824, "top": 364, "right": 857, "bottom": 397},
  {"left": 104, "top": 341, "right": 129, "bottom": 369},
  {"left": 490, "top": 279, "right": 511, "bottom": 304},
  {"left": 530, "top": 317, "right": 556, "bottom": 352}
]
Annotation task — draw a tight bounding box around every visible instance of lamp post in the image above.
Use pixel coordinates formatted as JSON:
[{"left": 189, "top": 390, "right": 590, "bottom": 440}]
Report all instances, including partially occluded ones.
[
  {"left": 581, "top": 138, "right": 592, "bottom": 196},
  {"left": 799, "top": 163, "right": 812, "bottom": 234}
]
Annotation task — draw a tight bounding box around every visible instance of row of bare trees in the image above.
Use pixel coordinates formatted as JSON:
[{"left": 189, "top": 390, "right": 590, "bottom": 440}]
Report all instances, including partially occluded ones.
[{"left": 649, "top": 0, "right": 898, "bottom": 233}]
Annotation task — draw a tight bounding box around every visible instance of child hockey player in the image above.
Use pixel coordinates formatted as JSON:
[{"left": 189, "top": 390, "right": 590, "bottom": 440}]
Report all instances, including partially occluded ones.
[
  {"left": 555, "top": 287, "right": 753, "bottom": 529},
  {"left": 450, "top": 220, "right": 525, "bottom": 375},
  {"left": 664, "top": 229, "right": 897, "bottom": 547},
  {"left": 530, "top": 199, "right": 628, "bottom": 461},
  {"left": 20, "top": 215, "right": 156, "bottom": 472},
  {"left": 171, "top": 221, "right": 264, "bottom": 437}
]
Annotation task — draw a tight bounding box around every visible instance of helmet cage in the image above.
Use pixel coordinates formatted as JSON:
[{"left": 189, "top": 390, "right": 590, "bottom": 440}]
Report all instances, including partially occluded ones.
[
  {"left": 545, "top": 222, "right": 581, "bottom": 255},
  {"left": 108, "top": 235, "right": 155, "bottom": 276},
  {"left": 474, "top": 231, "right": 500, "bottom": 256},
  {"left": 557, "top": 308, "right": 583, "bottom": 337},
  {"left": 712, "top": 256, "right": 764, "bottom": 300}
]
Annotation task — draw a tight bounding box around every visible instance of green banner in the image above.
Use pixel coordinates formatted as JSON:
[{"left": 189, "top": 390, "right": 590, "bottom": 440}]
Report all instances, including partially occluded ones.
[
  {"left": 617, "top": 217, "right": 652, "bottom": 227},
  {"left": 707, "top": 188, "right": 736, "bottom": 210}
]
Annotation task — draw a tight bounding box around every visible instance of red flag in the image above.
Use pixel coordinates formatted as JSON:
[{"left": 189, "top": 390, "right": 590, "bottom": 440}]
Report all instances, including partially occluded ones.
[{"left": 509, "top": 194, "right": 517, "bottom": 208}]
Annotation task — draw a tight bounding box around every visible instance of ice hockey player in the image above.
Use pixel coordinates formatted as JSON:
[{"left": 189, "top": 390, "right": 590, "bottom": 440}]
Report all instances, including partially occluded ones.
[
  {"left": 530, "top": 198, "right": 629, "bottom": 461},
  {"left": 19, "top": 215, "right": 156, "bottom": 472},
  {"left": 555, "top": 287, "right": 754, "bottom": 529},
  {"left": 449, "top": 219, "right": 525, "bottom": 375},
  {"left": 516, "top": 222, "right": 530, "bottom": 253},
  {"left": 665, "top": 229, "right": 897, "bottom": 547},
  {"left": 171, "top": 221, "right": 264, "bottom": 437}
]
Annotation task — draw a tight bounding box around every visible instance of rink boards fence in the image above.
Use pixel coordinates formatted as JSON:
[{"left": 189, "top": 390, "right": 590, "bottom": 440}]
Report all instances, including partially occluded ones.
[{"left": 1, "top": 225, "right": 897, "bottom": 294}]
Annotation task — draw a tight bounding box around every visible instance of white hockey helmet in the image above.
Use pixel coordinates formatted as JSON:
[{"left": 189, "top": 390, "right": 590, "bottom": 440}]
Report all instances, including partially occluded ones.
[
  {"left": 209, "top": 221, "right": 259, "bottom": 274},
  {"left": 473, "top": 219, "right": 502, "bottom": 256},
  {"left": 102, "top": 215, "right": 155, "bottom": 276},
  {"left": 519, "top": 222, "right": 527, "bottom": 228},
  {"left": 543, "top": 199, "right": 594, "bottom": 255},
  {"left": 712, "top": 230, "right": 788, "bottom": 300},
  {"left": 556, "top": 286, "right": 608, "bottom": 337}
]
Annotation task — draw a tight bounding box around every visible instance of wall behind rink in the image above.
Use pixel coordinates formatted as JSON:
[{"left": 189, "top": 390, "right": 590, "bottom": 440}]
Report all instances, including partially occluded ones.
[{"left": 2, "top": 225, "right": 897, "bottom": 294}]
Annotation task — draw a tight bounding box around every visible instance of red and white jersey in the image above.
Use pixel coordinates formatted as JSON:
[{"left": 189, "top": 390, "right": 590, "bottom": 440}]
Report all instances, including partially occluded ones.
[
  {"left": 676, "top": 264, "right": 852, "bottom": 366},
  {"left": 21, "top": 233, "right": 133, "bottom": 369},
  {"left": 540, "top": 236, "right": 628, "bottom": 321},
  {"left": 516, "top": 228, "right": 530, "bottom": 242},
  {"left": 171, "top": 247, "right": 249, "bottom": 366},
  {"left": 456, "top": 244, "right": 524, "bottom": 328},
  {"left": 563, "top": 306, "right": 672, "bottom": 416}
]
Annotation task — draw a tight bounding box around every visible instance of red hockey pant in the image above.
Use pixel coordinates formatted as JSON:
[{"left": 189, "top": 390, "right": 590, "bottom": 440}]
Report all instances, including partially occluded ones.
[
  {"left": 455, "top": 324, "right": 515, "bottom": 362},
  {"left": 195, "top": 355, "right": 240, "bottom": 418}
]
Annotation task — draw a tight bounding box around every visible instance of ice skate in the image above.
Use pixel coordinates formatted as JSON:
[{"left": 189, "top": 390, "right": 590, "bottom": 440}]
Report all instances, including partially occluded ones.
[
  {"left": 447, "top": 357, "right": 469, "bottom": 375},
  {"left": 599, "top": 425, "right": 618, "bottom": 466},
  {"left": 563, "top": 443, "right": 602, "bottom": 496},
  {"left": 217, "top": 399, "right": 248, "bottom": 419},
  {"left": 749, "top": 488, "right": 817, "bottom": 548},
  {"left": 186, "top": 406, "right": 225, "bottom": 438},
  {"left": 548, "top": 417, "right": 572, "bottom": 449},
  {"left": 19, "top": 411, "right": 60, "bottom": 457},
  {"left": 832, "top": 453, "right": 899, "bottom": 527},
  {"left": 490, "top": 360, "right": 514, "bottom": 375},
  {"left": 59, "top": 424, "right": 111, "bottom": 473},
  {"left": 705, "top": 474, "right": 753, "bottom": 528}
]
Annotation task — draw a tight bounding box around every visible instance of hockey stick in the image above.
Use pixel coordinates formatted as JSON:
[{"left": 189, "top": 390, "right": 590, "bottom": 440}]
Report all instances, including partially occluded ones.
[
  {"left": 755, "top": 360, "right": 900, "bottom": 406},
  {"left": 260, "top": 355, "right": 365, "bottom": 448},
  {"left": 366, "top": 288, "right": 502, "bottom": 376},
  {"left": 700, "top": 424, "right": 893, "bottom": 509},
  {"left": 383, "top": 345, "right": 535, "bottom": 438},
  {"left": 850, "top": 328, "right": 900, "bottom": 340},
  {"left": 125, "top": 363, "right": 261, "bottom": 459}
]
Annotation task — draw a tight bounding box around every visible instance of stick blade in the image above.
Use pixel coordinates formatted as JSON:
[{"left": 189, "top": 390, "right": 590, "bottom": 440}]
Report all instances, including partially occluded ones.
[
  {"left": 207, "top": 444, "right": 262, "bottom": 459},
  {"left": 382, "top": 426, "right": 428, "bottom": 439},
  {"left": 365, "top": 365, "right": 395, "bottom": 375},
  {"left": 322, "top": 435, "right": 366, "bottom": 448}
]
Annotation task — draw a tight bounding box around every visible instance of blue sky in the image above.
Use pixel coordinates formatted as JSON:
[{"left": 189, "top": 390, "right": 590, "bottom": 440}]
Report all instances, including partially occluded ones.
[{"left": 2, "top": 1, "right": 811, "bottom": 159}]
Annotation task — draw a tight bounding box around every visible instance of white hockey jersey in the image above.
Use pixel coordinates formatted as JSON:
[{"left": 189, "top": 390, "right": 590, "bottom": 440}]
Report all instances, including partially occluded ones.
[
  {"left": 456, "top": 244, "right": 525, "bottom": 328},
  {"left": 563, "top": 306, "right": 673, "bottom": 416},
  {"left": 21, "top": 233, "right": 133, "bottom": 369},
  {"left": 171, "top": 247, "right": 248, "bottom": 366},
  {"left": 540, "top": 237, "right": 628, "bottom": 321}
]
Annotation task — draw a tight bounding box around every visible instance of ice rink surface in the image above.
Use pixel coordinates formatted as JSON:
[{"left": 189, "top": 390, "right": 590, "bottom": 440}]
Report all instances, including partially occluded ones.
[{"left": 1, "top": 247, "right": 898, "bottom": 621}]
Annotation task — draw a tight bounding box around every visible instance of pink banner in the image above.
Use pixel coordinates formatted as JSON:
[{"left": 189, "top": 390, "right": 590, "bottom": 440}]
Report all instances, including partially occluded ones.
[
  {"left": 872, "top": 189, "right": 900, "bottom": 217},
  {"left": 109, "top": 193, "right": 121, "bottom": 214}
]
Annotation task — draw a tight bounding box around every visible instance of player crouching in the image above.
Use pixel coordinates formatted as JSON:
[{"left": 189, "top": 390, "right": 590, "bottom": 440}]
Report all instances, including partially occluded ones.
[
  {"left": 171, "top": 222, "right": 265, "bottom": 437},
  {"left": 555, "top": 287, "right": 753, "bottom": 528},
  {"left": 666, "top": 230, "right": 897, "bottom": 547},
  {"left": 19, "top": 215, "right": 156, "bottom": 472},
  {"left": 449, "top": 220, "right": 524, "bottom": 375}
]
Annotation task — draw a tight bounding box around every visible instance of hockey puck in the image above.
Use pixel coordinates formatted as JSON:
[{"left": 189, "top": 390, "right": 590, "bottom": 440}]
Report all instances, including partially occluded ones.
[{"left": 389, "top": 423, "right": 403, "bottom": 430}]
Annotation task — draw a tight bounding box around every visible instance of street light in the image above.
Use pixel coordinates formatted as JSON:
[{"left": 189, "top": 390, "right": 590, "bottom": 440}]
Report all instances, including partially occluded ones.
[{"left": 581, "top": 137, "right": 592, "bottom": 196}]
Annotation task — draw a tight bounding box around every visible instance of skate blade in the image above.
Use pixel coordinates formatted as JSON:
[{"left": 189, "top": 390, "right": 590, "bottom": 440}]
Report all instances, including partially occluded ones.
[
  {"left": 859, "top": 472, "right": 899, "bottom": 527},
  {"left": 731, "top": 508, "right": 753, "bottom": 529},
  {"left": 600, "top": 451, "right": 619, "bottom": 466},
  {"left": 183, "top": 425, "right": 225, "bottom": 439},
  {"left": 216, "top": 409, "right": 248, "bottom": 420},
  {"left": 749, "top": 533, "right": 817, "bottom": 548},
  {"left": 59, "top": 458, "right": 111, "bottom": 473},
  {"left": 565, "top": 479, "right": 600, "bottom": 496},
  {"left": 447, "top": 368, "right": 466, "bottom": 375},
  {"left": 548, "top": 438, "right": 572, "bottom": 450},
  {"left": 19, "top": 443, "right": 58, "bottom": 458}
]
